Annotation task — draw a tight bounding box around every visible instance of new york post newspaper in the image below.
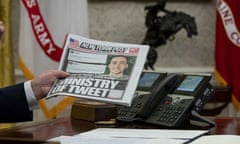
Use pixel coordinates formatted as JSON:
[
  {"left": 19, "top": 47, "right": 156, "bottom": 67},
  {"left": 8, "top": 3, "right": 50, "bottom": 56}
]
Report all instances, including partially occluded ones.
[{"left": 47, "top": 34, "right": 149, "bottom": 106}]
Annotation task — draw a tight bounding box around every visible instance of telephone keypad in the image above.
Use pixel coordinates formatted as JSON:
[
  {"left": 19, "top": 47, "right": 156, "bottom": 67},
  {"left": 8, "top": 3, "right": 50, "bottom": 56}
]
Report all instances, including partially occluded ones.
[
  {"left": 117, "top": 94, "right": 149, "bottom": 122},
  {"left": 146, "top": 96, "right": 194, "bottom": 127}
]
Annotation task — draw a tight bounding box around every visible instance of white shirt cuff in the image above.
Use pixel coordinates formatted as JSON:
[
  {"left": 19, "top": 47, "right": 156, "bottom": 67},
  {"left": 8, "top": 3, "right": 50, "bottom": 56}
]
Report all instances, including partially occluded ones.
[{"left": 24, "top": 81, "right": 40, "bottom": 110}]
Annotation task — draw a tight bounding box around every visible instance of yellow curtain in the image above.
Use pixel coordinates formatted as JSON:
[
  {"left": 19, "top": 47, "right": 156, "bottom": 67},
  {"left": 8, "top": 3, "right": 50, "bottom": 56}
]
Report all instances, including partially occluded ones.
[{"left": 0, "top": 0, "right": 16, "bottom": 129}]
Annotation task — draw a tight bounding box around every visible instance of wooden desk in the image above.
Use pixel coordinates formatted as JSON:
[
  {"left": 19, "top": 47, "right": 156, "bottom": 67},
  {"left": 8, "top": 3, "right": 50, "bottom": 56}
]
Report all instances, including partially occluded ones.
[{"left": 0, "top": 116, "right": 240, "bottom": 141}]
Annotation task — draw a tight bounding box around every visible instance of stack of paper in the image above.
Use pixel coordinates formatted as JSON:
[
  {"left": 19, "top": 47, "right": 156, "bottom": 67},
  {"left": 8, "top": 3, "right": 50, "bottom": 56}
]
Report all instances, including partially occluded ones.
[{"left": 49, "top": 128, "right": 209, "bottom": 144}]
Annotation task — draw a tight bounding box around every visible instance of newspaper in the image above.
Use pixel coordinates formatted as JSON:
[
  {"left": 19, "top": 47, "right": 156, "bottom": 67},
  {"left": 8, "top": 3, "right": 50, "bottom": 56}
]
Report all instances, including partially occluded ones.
[{"left": 46, "top": 34, "right": 149, "bottom": 106}]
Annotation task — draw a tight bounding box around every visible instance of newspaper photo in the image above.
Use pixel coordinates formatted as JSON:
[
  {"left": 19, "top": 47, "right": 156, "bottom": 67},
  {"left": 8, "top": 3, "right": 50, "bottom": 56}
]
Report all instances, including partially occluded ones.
[{"left": 46, "top": 34, "right": 149, "bottom": 106}]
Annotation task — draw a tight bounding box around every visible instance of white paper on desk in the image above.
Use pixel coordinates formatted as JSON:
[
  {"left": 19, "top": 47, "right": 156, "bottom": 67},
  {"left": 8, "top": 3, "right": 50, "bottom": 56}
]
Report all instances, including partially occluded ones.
[
  {"left": 50, "top": 135, "right": 187, "bottom": 144},
  {"left": 77, "top": 128, "right": 209, "bottom": 139},
  {"left": 189, "top": 135, "right": 240, "bottom": 144}
]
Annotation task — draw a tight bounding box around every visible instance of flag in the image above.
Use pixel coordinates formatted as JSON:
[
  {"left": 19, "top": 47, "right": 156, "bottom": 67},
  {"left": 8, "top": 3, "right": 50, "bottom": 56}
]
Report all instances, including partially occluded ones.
[
  {"left": 68, "top": 38, "right": 80, "bottom": 49},
  {"left": 215, "top": 0, "right": 240, "bottom": 111},
  {"left": 18, "top": 0, "right": 89, "bottom": 120},
  {"left": 0, "top": 0, "right": 16, "bottom": 129}
]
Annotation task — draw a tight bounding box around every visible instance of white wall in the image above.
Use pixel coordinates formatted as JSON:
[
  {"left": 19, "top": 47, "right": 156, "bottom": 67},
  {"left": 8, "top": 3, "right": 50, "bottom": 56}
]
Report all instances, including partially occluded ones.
[{"left": 88, "top": 0, "right": 216, "bottom": 70}]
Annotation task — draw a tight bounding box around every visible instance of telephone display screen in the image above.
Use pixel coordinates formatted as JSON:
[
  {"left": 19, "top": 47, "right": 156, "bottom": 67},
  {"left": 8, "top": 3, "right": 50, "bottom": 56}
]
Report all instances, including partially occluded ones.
[
  {"left": 137, "top": 72, "right": 165, "bottom": 91},
  {"left": 176, "top": 75, "right": 204, "bottom": 92}
]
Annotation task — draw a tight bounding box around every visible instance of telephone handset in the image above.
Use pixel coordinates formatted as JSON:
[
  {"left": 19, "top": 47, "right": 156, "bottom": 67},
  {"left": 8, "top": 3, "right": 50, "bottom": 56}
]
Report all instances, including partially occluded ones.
[
  {"left": 139, "top": 74, "right": 179, "bottom": 119},
  {"left": 117, "top": 72, "right": 215, "bottom": 128}
]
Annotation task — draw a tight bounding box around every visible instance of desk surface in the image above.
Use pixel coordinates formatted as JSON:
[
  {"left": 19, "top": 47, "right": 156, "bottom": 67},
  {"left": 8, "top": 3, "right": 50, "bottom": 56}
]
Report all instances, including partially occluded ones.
[{"left": 0, "top": 116, "right": 239, "bottom": 141}]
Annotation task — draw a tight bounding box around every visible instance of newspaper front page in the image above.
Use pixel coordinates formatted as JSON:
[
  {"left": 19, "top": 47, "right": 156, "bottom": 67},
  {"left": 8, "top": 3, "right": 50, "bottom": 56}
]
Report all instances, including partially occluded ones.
[{"left": 47, "top": 34, "right": 149, "bottom": 106}]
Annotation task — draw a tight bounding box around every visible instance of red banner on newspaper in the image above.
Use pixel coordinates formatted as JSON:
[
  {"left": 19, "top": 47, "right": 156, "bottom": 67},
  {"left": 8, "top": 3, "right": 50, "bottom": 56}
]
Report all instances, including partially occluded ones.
[
  {"left": 22, "top": 0, "right": 63, "bottom": 62},
  {"left": 215, "top": 0, "right": 240, "bottom": 110}
]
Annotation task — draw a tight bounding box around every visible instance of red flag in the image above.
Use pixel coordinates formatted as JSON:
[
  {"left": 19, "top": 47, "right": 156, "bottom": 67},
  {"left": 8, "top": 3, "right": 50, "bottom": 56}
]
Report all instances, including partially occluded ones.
[
  {"left": 19, "top": 0, "right": 89, "bottom": 120},
  {"left": 215, "top": 0, "right": 240, "bottom": 110}
]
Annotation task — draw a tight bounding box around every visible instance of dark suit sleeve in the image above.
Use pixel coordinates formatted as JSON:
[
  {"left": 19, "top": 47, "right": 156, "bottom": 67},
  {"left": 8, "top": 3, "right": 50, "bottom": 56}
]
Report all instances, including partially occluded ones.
[{"left": 0, "top": 83, "right": 33, "bottom": 122}]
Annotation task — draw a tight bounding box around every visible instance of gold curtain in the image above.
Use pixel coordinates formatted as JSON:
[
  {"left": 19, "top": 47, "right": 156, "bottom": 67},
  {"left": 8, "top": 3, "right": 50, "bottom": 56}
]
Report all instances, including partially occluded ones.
[
  {"left": 0, "top": 0, "right": 14, "bottom": 86},
  {"left": 0, "top": 0, "right": 16, "bottom": 129}
]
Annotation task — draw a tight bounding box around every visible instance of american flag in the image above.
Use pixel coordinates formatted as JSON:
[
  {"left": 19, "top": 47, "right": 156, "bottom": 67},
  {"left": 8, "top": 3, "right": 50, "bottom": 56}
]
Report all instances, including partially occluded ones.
[{"left": 68, "top": 38, "right": 80, "bottom": 48}]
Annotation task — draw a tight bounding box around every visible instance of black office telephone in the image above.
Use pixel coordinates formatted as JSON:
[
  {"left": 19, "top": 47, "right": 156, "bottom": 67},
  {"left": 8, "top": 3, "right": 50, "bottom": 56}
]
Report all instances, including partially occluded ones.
[{"left": 117, "top": 72, "right": 215, "bottom": 128}]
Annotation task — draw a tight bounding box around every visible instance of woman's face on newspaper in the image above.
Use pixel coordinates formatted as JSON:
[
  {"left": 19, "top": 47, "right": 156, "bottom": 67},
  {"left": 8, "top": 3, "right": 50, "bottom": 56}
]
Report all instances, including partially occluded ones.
[{"left": 108, "top": 56, "right": 128, "bottom": 76}]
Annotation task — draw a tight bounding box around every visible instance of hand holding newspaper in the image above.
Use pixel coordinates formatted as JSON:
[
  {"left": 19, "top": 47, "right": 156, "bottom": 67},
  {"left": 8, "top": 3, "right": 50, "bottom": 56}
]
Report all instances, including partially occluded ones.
[{"left": 46, "top": 34, "right": 149, "bottom": 106}]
